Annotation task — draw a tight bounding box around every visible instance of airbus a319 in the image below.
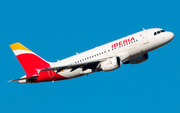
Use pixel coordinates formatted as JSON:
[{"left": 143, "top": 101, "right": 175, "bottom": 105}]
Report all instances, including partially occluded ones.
[{"left": 8, "top": 28, "right": 174, "bottom": 83}]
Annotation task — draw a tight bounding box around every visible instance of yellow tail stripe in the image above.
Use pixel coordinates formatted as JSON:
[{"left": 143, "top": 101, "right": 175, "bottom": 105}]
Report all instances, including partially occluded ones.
[{"left": 10, "top": 42, "right": 32, "bottom": 52}]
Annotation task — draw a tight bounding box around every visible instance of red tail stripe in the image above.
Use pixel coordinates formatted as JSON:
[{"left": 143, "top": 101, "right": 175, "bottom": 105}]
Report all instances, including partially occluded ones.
[{"left": 16, "top": 53, "right": 50, "bottom": 74}]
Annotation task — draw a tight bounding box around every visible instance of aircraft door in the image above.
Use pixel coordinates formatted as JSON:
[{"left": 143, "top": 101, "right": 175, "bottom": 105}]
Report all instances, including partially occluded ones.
[{"left": 142, "top": 30, "right": 149, "bottom": 44}]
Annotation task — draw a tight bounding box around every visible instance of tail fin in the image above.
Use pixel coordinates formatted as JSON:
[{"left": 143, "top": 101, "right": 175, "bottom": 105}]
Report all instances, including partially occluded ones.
[{"left": 10, "top": 43, "right": 50, "bottom": 74}]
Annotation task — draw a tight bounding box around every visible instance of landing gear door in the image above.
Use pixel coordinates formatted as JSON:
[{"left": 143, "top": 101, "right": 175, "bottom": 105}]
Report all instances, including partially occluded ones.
[{"left": 142, "top": 30, "right": 149, "bottom": 44}]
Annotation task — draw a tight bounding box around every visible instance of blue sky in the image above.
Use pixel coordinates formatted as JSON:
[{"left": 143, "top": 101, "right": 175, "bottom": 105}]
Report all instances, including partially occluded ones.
[{"left": 1, "top": 0, "right": 180, "bottom": 113}]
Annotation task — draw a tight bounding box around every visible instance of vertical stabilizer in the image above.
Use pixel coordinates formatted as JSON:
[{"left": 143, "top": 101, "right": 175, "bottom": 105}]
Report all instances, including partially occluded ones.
[{"left": 10, "top": 43, "right": 50, "bottom": 74}]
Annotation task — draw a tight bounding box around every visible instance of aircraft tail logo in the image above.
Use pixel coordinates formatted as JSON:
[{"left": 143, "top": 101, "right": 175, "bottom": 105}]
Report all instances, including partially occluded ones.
[{"left": 10, "top": 43, "right": 50, "bottom": 75}]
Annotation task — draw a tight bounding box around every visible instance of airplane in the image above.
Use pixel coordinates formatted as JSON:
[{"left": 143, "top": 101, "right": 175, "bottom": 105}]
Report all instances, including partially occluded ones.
[{"left": 8, "top": 28, "right": 174, "bottom": 83}]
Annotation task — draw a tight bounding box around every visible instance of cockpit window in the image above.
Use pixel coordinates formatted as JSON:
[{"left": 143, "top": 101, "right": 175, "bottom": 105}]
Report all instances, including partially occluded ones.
[
  {"left": 160, "top": 30, "right": 165, "bottom": 32},
  {"left": 154, "top": 29, "right": 166, "bottom": 36},
  {"left": 154, "top": 32, "right": 156, "bottom": 35}
]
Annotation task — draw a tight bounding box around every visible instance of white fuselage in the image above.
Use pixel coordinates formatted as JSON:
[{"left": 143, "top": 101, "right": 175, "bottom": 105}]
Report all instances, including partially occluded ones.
[{"left": 50, "top": 28, "right": 174, "bottom": 79}]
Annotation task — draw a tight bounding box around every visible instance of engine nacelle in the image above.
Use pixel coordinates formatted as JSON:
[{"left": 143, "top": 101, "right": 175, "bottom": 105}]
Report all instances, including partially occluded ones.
[
  {"left": 101, "top": 56, "right": 122, "bottom": 72},
  {"left": 124, "top": 53, "right": 148, "bottom": 64}
]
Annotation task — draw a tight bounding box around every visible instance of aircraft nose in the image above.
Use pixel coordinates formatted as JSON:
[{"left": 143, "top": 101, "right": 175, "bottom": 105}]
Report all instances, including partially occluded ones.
[
  {"left": 168, "top": 32, "right": 174, "bottom": 41},
  {"left": 165, "top": 32, "right": 174, "bottom": 42}
]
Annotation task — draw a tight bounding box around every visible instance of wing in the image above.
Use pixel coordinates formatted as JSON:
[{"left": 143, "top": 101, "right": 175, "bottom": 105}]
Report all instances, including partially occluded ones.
[{"left": 41, "top": 57, "right": 110, "bottom": 73}]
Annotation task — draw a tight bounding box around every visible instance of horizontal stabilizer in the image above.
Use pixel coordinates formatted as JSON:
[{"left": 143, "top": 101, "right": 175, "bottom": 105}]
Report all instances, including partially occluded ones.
[{"left": 8, "top": 75, "right": 38, "bottom": 83}]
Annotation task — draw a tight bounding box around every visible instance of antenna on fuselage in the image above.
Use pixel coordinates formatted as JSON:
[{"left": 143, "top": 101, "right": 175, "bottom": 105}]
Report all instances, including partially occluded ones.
[
  {"left": 143, "top": 28, "right": 146, "bottom": 31},
  {"left": 76, "top": 52, "right": 79, "bottom": 55}
]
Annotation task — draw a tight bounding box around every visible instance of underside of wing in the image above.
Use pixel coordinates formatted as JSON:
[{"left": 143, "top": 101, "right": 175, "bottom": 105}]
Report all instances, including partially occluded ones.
[{"left": 41, "top": 57, "right": 110, "bottom": 73}]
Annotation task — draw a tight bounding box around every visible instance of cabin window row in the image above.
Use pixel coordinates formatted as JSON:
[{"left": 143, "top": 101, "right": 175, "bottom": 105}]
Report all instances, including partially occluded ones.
[
  {"left": 112, "top": 39, "right": 138, "bottom": 50},
  {"left": 74, "top": 51, "right": 106, "bottom": 64},
  {"left": 71, "top": 39, "right": 138, "bottom": 65}
]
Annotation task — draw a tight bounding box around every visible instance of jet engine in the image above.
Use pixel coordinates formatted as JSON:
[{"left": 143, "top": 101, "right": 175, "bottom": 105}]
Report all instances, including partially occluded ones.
[
  {"left": 124, "top": 53, "right": 148, "bottom": 64},
  {"left": 100, "top": 56, "right": 122, "bottom": 72}
]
